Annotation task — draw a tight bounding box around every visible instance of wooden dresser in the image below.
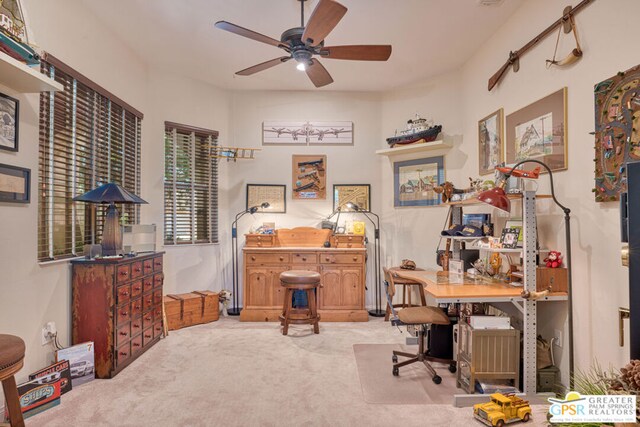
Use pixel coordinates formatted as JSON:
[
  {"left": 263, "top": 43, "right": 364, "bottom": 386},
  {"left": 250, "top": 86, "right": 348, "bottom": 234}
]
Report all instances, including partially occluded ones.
[
  {"left": 71, "top": 252, "right": 165, "bottom": 378},
  {"left": 240, "top": 228, "right": 368, "bottom": 322}
]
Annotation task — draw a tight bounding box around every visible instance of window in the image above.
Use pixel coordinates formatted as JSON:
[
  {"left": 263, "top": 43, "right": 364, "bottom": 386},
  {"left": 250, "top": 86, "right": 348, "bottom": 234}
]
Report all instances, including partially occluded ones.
[
  {"left": 164, "top": 122, "right": 219, "bottom": 245},
  {"left": 38, "top": 54, "right": 143, "bottom": 261}
]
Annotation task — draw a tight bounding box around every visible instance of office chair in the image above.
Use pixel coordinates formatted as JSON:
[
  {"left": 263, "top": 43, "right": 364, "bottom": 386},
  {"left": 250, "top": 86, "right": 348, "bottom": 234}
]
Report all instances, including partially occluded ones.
[{"left": 384, "top": 267, "right": 456, "bottom": 384}]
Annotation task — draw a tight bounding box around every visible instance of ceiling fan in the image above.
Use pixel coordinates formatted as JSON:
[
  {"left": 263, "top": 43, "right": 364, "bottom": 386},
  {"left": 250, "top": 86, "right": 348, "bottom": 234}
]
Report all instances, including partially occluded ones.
[{"left": 214, "top": 0, "right": 392, "bottom": 88}]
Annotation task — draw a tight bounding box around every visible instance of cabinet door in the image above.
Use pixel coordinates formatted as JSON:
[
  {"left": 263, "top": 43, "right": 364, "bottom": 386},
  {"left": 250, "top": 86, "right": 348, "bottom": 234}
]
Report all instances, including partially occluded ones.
[
  {"left": 245, "top": 268, "right": 271, "bottom": 309},
  {"left": 268, "top": 267, "right": 290, "bottom": 309},
  {"left": 340, "top": 268, "right": 364, "bottom": 309},
  {"left": 319, "top": 267, "right": 343, "bottom": 310}
]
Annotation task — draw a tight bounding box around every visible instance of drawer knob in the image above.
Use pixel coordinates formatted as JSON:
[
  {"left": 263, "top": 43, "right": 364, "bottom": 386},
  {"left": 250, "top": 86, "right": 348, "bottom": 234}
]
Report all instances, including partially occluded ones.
[
  {"left": 135, "top": 304, "right": 141, "bottom": 310},
  {"left": 133, "top": 323, "right": 140, "bottom": 329},
  {"left": 120, "top": 352, "right": 128, "bottom": 356},
  {"left": 302, "top": 257, "right": 307, "bottom": 261},
  {"left": 251, "top": 256, "right": 256, "bottom": 261},
  {"left": 133, "top": 342, "right": 141, "bottom": 347},
  {"left": 135, "top": 267, "right": 142, "bottom": 272},
  {"left": 145, "top": 334, "right": 152, "bottom": 338},
  {"left": 134, "top": 286, "right": 141, "bottom": 292},
  {"left": 121, "top": 311, "right": 128, "bottom": 316},
  {"left": 119, "top": 331, "right": 127, "bottom": 336},
  {"left": 145, "top": 316, "right": 152, "bottom": 321},
  {"left": 325, "top": 257, "right": 330, "bottom": 261},
  {"left": 353, "top": 257, "right": 358, "bottom": 261},
  {"left": 279, "top": 257, "right": 284, "bottom": 261},
  {"left": 122, "top": 291, "right": 129, "bottom": 296},
  {"left": 120, "top": 271, "right": 128, "bottom": 276}
]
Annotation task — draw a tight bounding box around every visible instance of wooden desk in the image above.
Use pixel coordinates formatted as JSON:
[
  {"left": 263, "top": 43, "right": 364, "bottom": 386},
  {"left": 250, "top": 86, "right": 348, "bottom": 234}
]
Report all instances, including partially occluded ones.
[{"left": 392, "top": 270, "right": 568, "bottom": 303}]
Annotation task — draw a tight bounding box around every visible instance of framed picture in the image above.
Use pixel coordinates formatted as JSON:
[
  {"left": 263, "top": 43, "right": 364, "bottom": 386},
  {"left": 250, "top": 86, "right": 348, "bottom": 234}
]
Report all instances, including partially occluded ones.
[
  {"left": 505, "top": 219, "right": 523, "bottom": 246},
  {"left": 506, "top": 88, "right": 567, "bottom": 172},
  {"left": 292, "top": 154, "right": 326, "bottom": 199},
  {"left": 0, "top": 163, "right": 30, "bottom": 203},
  {"left": 0, "top": 92, "right": 19, "bottom": 152},
  {"left": 263, "top": 121, "right": 353, "bottom": 145},
  {"left": 393, "top": 156, "right": 445, "bottom": 207},
  {"left": 246, "top": 184, "right": 286, "bottom": 213},
  {"left": 333, "top": 184, "right": 370, "bottom": 212},
  {"left": 478, "top": 108, "right": 503, "bottom": 175},
  {"left": 500, "top": 227, "right": 520, "bottom": 249}
]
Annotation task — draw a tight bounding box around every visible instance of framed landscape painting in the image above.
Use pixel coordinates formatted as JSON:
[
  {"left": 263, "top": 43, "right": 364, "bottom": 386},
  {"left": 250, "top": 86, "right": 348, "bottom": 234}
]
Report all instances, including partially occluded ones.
[
  {"left": 478, "top": 108, "right": 503, "bottom": 175},
  {"left": 333, "top": 184, "right": 370, "bottom": 212},
  {"left": 393, "top": 156, "right": 444, "bottom": 207}
]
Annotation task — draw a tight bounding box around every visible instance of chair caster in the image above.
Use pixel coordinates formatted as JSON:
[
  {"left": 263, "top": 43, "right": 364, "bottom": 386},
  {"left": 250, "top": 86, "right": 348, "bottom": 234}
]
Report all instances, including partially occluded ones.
[
  {"left": 392, "top": 355, "right": 398, "bottom": 363},
  {"left": 448, "top": 363, "right": 457, "bottom": 373},
  {"left": 432, "top": 375, "right": 442, "bottom": 384},
  {"left": 392, "top": 367, "right": 399, "bottom": 376}
]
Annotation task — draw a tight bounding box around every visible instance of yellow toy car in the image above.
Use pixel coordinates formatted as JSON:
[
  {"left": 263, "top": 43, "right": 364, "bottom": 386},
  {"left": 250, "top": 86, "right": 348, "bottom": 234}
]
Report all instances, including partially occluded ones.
[{"left": 473, "top": 393, "right": 532, "bottom": 426}]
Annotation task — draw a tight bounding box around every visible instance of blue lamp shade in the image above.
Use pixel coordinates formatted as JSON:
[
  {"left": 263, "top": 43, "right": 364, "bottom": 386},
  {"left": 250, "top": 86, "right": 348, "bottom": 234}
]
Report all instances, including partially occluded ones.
[{"left": 73, "top": 183, "right": 147, "bottom": 256}]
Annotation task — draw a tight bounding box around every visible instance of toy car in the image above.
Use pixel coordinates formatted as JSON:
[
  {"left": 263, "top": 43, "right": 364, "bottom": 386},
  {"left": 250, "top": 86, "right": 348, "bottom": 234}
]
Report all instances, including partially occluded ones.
[{"left": 473, "top": 393, "right": 532, "bottom": 426}]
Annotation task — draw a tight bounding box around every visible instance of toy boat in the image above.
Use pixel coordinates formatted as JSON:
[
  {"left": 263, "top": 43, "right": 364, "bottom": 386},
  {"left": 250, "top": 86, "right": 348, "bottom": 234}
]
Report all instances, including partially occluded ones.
[
  {"left": 386, "top": 114, "right": 442, "bottom": 147},
  {"left": 0, "top": 0, "right": 40, "bottom": 66}
]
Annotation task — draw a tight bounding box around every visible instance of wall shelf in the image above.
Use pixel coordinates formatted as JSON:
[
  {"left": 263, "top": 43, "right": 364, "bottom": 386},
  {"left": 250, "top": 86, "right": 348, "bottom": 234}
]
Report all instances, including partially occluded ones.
[
  {"left": 375, "top": 139, "right": 452, "bottom": 156},
  {"left": 0, "top": 51, "right": 63, "bottom": 93},
  {"left": 444, "top": 193, "right": 552, "bottom": 207}
]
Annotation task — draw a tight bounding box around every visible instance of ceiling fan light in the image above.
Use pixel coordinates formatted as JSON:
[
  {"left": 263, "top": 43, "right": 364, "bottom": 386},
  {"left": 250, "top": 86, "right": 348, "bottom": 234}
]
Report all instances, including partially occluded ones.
[{"left": 296, "top": 62, "right": 307, "bottom": 71}]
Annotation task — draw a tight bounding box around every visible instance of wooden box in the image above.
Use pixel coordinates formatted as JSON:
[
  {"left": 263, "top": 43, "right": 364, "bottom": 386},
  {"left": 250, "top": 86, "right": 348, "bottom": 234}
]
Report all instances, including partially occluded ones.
[
  {"left": 536, "top": 267, "right": 568, "bottom": 292},
  {"left": 245, "top": 234, "right": 276, "bottom": 247},
  {"left": 193, "top": 290, "right": 220, "bottom": 323},
  {"left": 164, "top": 291, "right": 219, "bottom": 330}
]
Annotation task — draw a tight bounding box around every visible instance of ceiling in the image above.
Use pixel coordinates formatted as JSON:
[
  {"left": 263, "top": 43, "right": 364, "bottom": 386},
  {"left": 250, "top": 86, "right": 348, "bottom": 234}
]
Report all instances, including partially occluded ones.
[{"left": 81, "top": 0, "right": 524, "bottom": 92}]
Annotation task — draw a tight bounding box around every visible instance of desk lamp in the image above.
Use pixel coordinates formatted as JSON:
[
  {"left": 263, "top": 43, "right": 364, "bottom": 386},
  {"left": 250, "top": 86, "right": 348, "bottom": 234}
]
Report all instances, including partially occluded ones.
[
  {"left": 73, "top": 183, "right": 147, "bottom": 256},
  {"left": 344, "top": 202, "right": 384, "bottom": 317},
  {"left": 229, "top": 202, "right": 270, "bottom": 316},
  {"left": 477, "top": 159, "right": 574, "bottom": 384}
]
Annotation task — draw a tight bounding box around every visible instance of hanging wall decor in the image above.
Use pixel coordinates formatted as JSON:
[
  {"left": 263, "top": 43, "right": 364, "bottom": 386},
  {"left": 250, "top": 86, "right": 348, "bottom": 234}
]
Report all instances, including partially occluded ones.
[
  {"left": 333, "top": 184, "right": 370, "bottom": 212},
  {"left": 593, "top": 64, "right": 640, "bottom": 202},
  {"left": 478, "top": 109, "right": 503, "bottom": 175},
  {"left": 506, "top": 88, "right": 567, "bottom": 172},
  {"left": 246, "top": 184, "right": 286, "bottom": 213},
  {"left": 263, "top": 121, "right": 353, "bottom": 145},
  {"left": 0, "top": 92, "right": 19, "bottom": 152},
  {"left": 393, "top": 156, "right": 444, "bottom": 207},
  {"left": 292, "top": 154, "right": 326, "bottom": 199},
  {"left": 0, "top": 163, "right": 30, "bottom": 203}
]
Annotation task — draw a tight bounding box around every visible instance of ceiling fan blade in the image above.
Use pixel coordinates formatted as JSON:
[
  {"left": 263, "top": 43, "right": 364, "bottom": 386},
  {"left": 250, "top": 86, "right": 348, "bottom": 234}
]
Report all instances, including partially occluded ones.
[
  {"left": 236, "top": 57, "right": 291, "bottom": 76},
  {"left": 305, "top": 59, "right": 333, "bottom": 87},
  {"left": 215, "top": 21, "right": 286, "bottom": 49},
  {"left": 323, "top": 45, "right": 392, "bottom": 61},
  {"left": 301, "top": 0, "right": 347, "bottom": 46}
]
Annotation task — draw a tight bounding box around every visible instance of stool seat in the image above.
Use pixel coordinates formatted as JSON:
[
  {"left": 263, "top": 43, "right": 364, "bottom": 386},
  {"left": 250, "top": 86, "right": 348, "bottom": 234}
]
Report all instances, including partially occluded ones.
[
  {"left": 0, "top": 334, "right": 26, "bottom": 427},
  {"left": 280, "top": 270, "right": 321, "bottom": 284},
  {"left": 397, "top": 306, "right": 450, "bottom": 326},
  {"left": 0, "top": 334, "right": 25, "bottom": 372}
]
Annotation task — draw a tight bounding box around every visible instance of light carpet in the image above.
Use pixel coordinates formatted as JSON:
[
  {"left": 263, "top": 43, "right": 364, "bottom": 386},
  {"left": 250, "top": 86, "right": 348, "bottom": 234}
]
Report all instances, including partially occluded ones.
[
  {"left": 353, "top": 344, "right": 458, "bottom": 404},
  {"left": 27, "top": 318, "right": 550, "bottom": 426}
]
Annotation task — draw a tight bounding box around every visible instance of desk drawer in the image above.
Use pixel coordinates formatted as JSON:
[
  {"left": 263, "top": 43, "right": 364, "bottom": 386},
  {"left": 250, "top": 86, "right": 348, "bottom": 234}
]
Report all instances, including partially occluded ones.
[
  {"left": 320, "top": 253, "right": 363, "bottom": 265},
  {"left": 117, "top": 265, "right": 131, "bottom": 283},
  {"left": 246, "top": 253, "right": 290, "bottom": 265},
  {"left": 291, "top": 252, "right": 317, "bottom": 264},
  {"left": 131, "top": 261, "right": 144, "bottom": 279},
  {"left": 332, "top": 235, "right": 365, "bottom": 248},
  {"left": 245, "top": 234, "right": 276, "bottom": 247}
]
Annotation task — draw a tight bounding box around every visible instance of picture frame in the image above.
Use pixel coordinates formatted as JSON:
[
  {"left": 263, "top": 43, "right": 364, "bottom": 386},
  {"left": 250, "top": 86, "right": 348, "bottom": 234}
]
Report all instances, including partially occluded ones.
[
  {"left": 505, "top": 219, "right": 524, "bottom": 246},
  {"left": 393, "top": 156, "right": 445, "bottom": 207},
  {"left": 0, "top": 92, "right": 19, "bottom": 152},
  {"left": 292, "top": 154, "right": 326, "bottom": 199},
  {"left": 478, "top": 108, "right": 503, "bottom": 175},
  {"left": 506, "top": 88, "right": 567, "bottom": 172},
  {"left": 0, "top": 163, "right": 30, "bottom": 203},
  {"left": 500, "top": 227, "right": 520, "bottom": 249},
  {"left": 263, "top": 121, "right": 353, "bottom": 145},
  {"left": 333, "top": 184, "right": 370, "bottom": 212},
  {"left": 246, "top": 184, "right": 286, "bottom": 213}
]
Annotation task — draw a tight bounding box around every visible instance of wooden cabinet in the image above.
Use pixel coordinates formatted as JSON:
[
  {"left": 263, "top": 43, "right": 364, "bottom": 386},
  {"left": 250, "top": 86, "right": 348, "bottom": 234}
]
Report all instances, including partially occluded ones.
[
  {"left": 71, "top": 253, "right": 164, "bottom": 379},
  {"left": 241, "top": 248, "right": 367, "bottom": 322}
]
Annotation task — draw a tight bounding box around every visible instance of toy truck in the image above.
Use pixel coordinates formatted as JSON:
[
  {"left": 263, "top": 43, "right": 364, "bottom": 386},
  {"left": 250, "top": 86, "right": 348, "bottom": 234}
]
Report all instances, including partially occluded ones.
[{"left": 473, "top": 393, "right": 532, "bottom": 426}]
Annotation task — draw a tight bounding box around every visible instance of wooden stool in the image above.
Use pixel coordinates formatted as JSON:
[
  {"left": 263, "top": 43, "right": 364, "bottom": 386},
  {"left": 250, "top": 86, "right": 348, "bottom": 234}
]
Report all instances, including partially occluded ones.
[
  {"left": 0, "top": 335, "right": 26, "bottom": 427},
  {"left": 385, "top": 266, "right": 427, "bottom": 321},
  {"left": 279, "top": 270, "right": 321, "bottom": 335}
]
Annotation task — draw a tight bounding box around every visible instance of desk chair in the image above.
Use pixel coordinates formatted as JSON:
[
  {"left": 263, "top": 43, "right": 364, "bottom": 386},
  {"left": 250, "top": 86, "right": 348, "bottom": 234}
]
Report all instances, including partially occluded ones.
[
  {"left": 383, "top": 268, "right": 455, "bottom": 384},
  {"left": 384, "top": 266, "right": 427, "bottom": 321}
]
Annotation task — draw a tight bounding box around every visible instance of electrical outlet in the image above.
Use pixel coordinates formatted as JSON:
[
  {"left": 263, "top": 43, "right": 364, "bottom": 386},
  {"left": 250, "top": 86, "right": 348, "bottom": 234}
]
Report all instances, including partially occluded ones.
[
  {"left": 554, "top": 329, "right": 563, "bottom": 348},
  {"left": 41, "top": 321, "right": 57, "bottom": 346}
]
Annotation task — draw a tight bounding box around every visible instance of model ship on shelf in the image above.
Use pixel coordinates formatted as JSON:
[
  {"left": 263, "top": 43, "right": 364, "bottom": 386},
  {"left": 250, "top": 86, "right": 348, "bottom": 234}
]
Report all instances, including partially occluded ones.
[
  {"left": 0, "top": 0, "right": 40, "bottom": 66},
  {"left": 386, "top": 114, "right": 442, "bottom": 148}
]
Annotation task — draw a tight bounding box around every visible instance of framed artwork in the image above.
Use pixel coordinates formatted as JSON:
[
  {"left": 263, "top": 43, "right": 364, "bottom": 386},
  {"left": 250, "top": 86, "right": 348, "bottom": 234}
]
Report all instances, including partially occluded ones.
[
  {"left": 0, "top": 163, "right": 30, "bottom": 203},
  {"left": 505, "top": 219, "right": 524, "bottom": 246},
  {"left": 292, "top": 154, "right": 326, "bottom": 199},
  {"left": 393, "top": 156, "right": 445, "bottom": 207},
  {"left": 333, "top": 184, "right": 370, "bottom": 212},
  {"left": 506, "top": 88, "right": 567, "bottom": 172},
  {"left": 593, "top": 63, "right": 640, "bottom": 202},
  {"left": 246, "top": 184, "right": 286, "bottom": 213},
  {"left": 263, "top": 121, "right": 353, "bottom": 145},
  {"left": 478, "top": 108, "right": 503, "bottom": 175},
  {"left": 500, "top": 227, "right": 520, "bottom": 249},
  {"left": 0, "top": 92, "right": 19, "bottom": 152}
]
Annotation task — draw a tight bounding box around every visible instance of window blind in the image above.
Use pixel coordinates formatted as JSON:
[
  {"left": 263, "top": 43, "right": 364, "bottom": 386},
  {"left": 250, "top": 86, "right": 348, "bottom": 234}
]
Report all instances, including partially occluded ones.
[
  {"left": 164, "top": 122, "right": 218, "bottom": 245},
  {"left": 38, "top": 54, "right": 142, "bottom": 261}
]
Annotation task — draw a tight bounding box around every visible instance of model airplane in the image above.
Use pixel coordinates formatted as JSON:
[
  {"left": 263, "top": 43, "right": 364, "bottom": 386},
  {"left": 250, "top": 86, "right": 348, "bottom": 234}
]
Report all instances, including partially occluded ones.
[{"left": 496, "top": 166, "right": 541, "bottom": 179}]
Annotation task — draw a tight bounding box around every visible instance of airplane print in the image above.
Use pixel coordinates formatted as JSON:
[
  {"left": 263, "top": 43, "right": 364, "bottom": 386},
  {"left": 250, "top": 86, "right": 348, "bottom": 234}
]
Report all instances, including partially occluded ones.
[{"left": 262, "top": 121, "right": 353, "bottom": 145}]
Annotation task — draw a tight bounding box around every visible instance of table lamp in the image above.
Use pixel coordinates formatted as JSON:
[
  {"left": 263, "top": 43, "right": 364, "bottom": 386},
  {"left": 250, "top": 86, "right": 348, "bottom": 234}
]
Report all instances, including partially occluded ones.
[
  {"left": 73, "top": 183, "right": 148, "bottom": 256},
  {"left": 477, "top": 159, "right": 574, "bottom": 384},
  {"left": 229, "top": 202, "right": 270, "bottom": 316}
]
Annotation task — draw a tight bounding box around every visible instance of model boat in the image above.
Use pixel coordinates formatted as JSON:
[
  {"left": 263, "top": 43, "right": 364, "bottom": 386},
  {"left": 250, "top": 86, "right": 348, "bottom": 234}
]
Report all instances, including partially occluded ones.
[
  {"left": 0, "top": 0, "right": 39, "bottom": 66},
  {"left": 386, "top": 114, "right": 442, "bottom": 147}
]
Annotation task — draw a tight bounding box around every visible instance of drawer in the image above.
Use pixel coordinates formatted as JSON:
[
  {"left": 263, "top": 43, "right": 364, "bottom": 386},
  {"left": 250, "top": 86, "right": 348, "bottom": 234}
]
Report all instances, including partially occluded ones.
[
  {"left": 246, "top": 253, "right": 290, "bottom": 264},
  {"left": 291, "top": 252, "right": 317, "bottom": 264},
  {"left": 143, "top": 259, "right": 153, "bottom": 275},
  {"left": 153, "top": 322, "right": 163, "bottom": 339},
  {"left": 131, "top": 261, "right": 143, "bottom": 279},
  {"left": 143, "top": 293, "right": 154, "bottom": 312},
  {"left": 116, "top": 303, "right": 131, "bottom": 325},
  {"left": 245, "top": 234, "right": 276, "bottom": 247},
  {"left": 153, "top": 289, "right": 163, "bottom": 306},
  {"left": 143, "top": 276, "right": 153, "bottom": 293},
  {"left": 131, "top": 297, "right": 143, "bottom": 318},
  {"left": 153, "top": 306, "right": 162, "bottom": 320},
  {"left": 153, "top": 273, "right": 163, "bottom": 289},
  {"left": 320, "top": 253, "right": 364, "bottom": 264},
  {"left": 117, "top": 323, "right": 131, "bottom": 347},
  {"left": 116, "top": 264, "right": 131, "bottom": 283},
  {"left": 116, "top": 342, "right": 131, "bottom": 366},
  {"left": 153, "top": 256, "right": 163, "bottom": 272},
  {"left": 143, "top": 311, "right": 154, "bottom": 330},
  {"left": 131, "top": 280, "right": 143, "bottom": 298},
  {"left": 116, "top": 284, "right": 131, "bottom": 304},
  {"left": 131, "top": 317, "right": 143, "bottom": 335},
  {"left": 131, "top": 334, "right": 143, "bottom": 355},
  {"left": 142, "top": 327, "right": 154, "bottom": 347}
]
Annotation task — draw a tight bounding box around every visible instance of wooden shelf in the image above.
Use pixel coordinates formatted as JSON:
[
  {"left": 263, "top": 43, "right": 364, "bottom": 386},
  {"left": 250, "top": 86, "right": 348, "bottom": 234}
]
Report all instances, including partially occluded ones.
[
  {"left": 0, "top": 51, "right": 63, "bottom": 93},
  {"left": 444, "top": 193, "right": 552, "bottom": 207},
  {"left": 375, "top": 139, "right": 452, "bottom": 156}
]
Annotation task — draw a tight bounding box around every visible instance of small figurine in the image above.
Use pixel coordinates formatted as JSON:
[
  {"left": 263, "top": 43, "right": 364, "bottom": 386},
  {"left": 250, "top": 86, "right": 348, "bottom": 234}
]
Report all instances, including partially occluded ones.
[
  {"left": 544, "top": 251, "right": 563, "bottom": 268},
  {"left": 496, "top": 165, "right": 541, "bottom": 179},
  {"left": 473, "top": 393, "right": 532, "bottom": 426},
  {"left": 521, "top": 286, "right": 552, "bottom": 301},
  {"left": 218, "top": 289, "right": 232, "bottom": 317}
]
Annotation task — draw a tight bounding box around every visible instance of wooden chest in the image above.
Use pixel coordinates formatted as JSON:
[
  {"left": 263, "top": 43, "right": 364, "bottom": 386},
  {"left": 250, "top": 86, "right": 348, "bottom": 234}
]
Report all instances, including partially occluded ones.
[
  {"left": 164, "top": 291, "right": 219, "bottom": 330},
  {"left": 536, "top": 267, "right": 568, "bottom": 292},
  {"left": 71, "top": 253, "right": 164, "bottom": 379}
]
